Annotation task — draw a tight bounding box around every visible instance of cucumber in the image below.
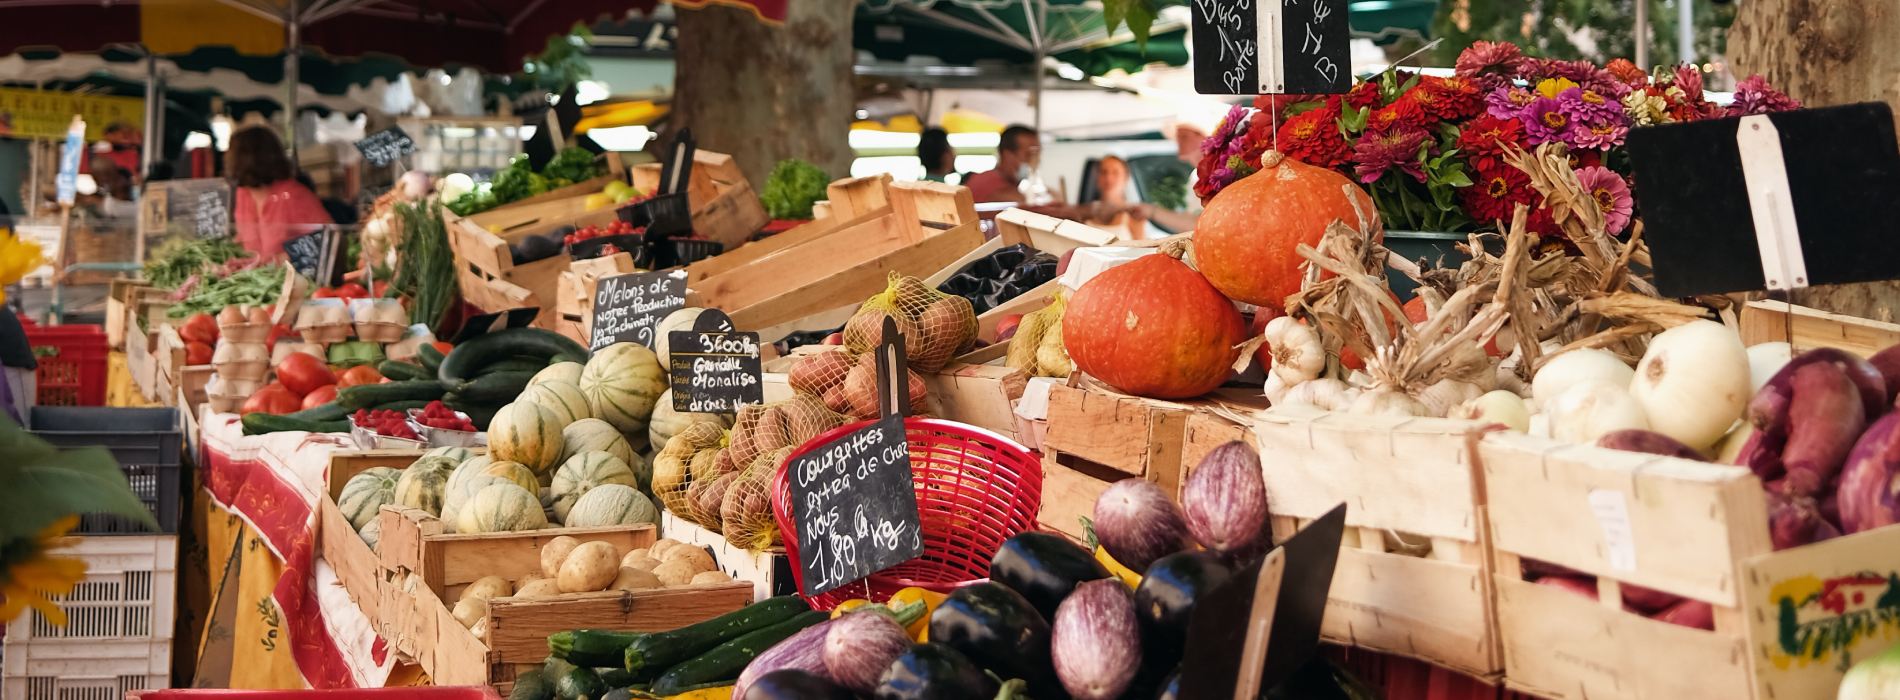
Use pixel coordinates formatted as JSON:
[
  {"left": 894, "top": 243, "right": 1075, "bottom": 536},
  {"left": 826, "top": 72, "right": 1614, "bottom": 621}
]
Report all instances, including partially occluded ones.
[
  {"left": 458, "top": 403, "right": 500, "bottom": 430},
  {"left": 287, "top": 401, "right": 349, "bottom": 422},
  {"left": 369, "top": 400, "right": 433, "bottom": 413},
  {"left": 647, "top": 610, "right": 827, "bottom": 694},
  {"left": 508, "top": 668, "right": 554, "bottom": 700},
  {"left": 378, "top": 360, "right": 432, "bottom": 381},
  {"left": 439, "top": 328, "right": 589, "bottom": 384},
  {"left": 553, "top": 667, "right": 607, "bottom": 700},
  {"left": 476, "top": 357, "right": 551, "bottom": 376},
  {"left": 417, "top": 343, "right": 446, "bottom": 373},
  {"left": 241, "top": 413, "right": 349, "bottom": 435},
  {"left": 449, "top": 371, "right": 535, "bottom": 405},
  {"left": 553, "top": 596, "right": 809, "bottom": 672},
  {"left": 337, "top": 380, "right": 447, "bottom": 410}
]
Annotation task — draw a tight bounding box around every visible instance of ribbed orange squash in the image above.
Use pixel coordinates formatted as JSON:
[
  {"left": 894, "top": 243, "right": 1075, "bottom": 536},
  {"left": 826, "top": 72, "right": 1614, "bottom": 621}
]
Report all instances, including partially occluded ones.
[
  {"left": 1195, "top": 153, "right": 1379, "bottom": 310},
  {"left": 1063, "top": 253, "right": 1246, "bottom": 399}
]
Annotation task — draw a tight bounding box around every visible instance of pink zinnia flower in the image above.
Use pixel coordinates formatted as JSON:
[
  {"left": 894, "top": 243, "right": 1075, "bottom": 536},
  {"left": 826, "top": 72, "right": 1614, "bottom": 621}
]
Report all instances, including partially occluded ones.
[
  {"left": 1730, "top": 74, "right": 1802, "bottom": 115},
  {"left": 1576, "top": 166, "right": 1634, "bottom": 235},
  {"left": 1521, "top": 58, "right": 1599, "bottom": 83},
  {"left": 1672, "top": 65, "right": 1705, "bottom": 102},
  {"left": 1352, "top": 127, "right": 1429, "bottom": 184},
  {"left": 1522, "top": 97, "right": 1574, "bottom": 145},
  {"left": 1561, "top": 87, "right": 1624, "bottom": 122},
  {"left": 1486, "top": 86, "right": 1535, "bottom": 120},
  {"left": 1456, "top": 41, "right": 1525, "bottom": 87},
  {"left": 1570, "top": 115, "right": 1629, "bottom": 150}
]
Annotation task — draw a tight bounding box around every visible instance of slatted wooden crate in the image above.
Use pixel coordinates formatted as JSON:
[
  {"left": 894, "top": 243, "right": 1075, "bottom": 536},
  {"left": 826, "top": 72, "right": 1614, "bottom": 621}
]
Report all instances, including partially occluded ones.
[
  {"left": 1035, "top": 379, "right": 1212, "bottom": 542},
  {"left": 1481, "top": 431, "right": 1900, "bottom": 700},
  {"left": 629, "top": 150, "right": 768, "bottom": 253},
  {"left": 1738, "top": 299, "right": 1900, "bottom": 356},
  {"left": 448, "top": 194, "right": 614, "bottom": 328},
  {"left": 553, "top": 252, "right": 637, "bottom": 345},
  {"left": 317, "top": 449, "right": 429, "bottom": 625},
  {"left": 1251, "top": 406, "right": 1500, "bottom": 679}
]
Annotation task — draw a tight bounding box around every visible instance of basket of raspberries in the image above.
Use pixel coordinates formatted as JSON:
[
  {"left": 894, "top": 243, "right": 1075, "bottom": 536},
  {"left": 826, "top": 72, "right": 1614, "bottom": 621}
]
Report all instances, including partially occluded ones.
[
  {"left": 410, "top": 401, "right": 486, "bottom": 447},
  {"left": 352, "top": 408, "right": 423, "bottom": 449}
]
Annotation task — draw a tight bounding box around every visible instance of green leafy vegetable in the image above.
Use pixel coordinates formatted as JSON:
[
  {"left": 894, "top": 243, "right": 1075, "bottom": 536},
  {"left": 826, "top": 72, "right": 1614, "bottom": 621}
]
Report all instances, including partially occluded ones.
[
  {"left": 760, "top": 159, "right": 829, "bottom": 220},
  {"left": 492, "top": 155, "right": 551, "bottom": 204},
  {"left": 446, "top": 185, "right": 499, "bottom": 217},
  {"left": 143, "top": 237, "right": 249, "bottom": 290},
  {"left": 392, "top": 200, "right": 458, "bottom": 329},
  {"left": 166, "top": 264, "right": 287, "bottom": 318},
  {"left": 544, "top": 147, "right": 605, "bottom": 186}
]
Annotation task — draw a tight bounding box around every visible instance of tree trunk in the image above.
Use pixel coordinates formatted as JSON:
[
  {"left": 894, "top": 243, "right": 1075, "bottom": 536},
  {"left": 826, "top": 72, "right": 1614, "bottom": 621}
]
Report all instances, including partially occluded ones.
[
  {"left": 1730, "top": 0, "right": 1900, "bottom": 322},
  {"left": 671, "top": 0, "right": 857, "bottom": 191}
]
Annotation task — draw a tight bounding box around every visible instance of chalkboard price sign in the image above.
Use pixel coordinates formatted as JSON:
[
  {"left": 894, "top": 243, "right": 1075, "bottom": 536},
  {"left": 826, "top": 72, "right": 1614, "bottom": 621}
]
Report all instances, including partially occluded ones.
[
  {"left": 190, "top": 189, "right": 231, "bottom": 239},
  {"left": 668, "top": 328, "right": 763, "bottom": 414},
  {"left": 1192, "top": 0, "right": 1350, "bottom": 95},
  {"left": 589, "top": 270, "right": 687, "bottom": 351},
  {"left": 283, "top": 227, "right": 342, "bottom": 285},
  {"left": 787, "top": 414, "right": 924, "bottom": 597},
  {"left": 355, "top": 127, "right": 417, "bottom": 168}
]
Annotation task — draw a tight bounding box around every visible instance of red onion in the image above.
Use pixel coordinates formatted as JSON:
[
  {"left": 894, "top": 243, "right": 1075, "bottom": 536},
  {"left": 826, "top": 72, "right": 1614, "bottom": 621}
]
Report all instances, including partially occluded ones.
[{"left": 1838, "top": 413, "right": 1900, "bottom": 534}]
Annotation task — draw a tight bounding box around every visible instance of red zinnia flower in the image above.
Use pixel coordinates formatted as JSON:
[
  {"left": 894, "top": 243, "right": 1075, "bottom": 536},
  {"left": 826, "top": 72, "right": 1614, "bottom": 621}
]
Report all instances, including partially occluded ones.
[
  {"left": 1276, "top": 106, "right": 1350, "bottom": 169},
  {"left": 1605, "top": 58, "right": 1648, "bottom": 87},
  {"left": 1431, "top": 76, "right": 1485, "bottom": 121},
  {"left": 1459, "top": 163, "right": 1535, "bottom": 225},
  {"left": 1346, "top": 80, "right": 1382, "bottom": 109},
  {"left": 1457, "top": 114, "right": 1525, "bottom": 172},
  {"left": 1368, "top": 97, "right": 1427, "bottom": 134}
]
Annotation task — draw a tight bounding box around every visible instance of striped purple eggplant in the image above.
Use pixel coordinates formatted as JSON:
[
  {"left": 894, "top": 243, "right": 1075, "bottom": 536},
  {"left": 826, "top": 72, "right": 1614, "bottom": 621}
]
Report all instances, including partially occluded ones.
[
  {"left": 1181, "top": 441, "right": 1270, "bottom": 558},
  {"left": 1051, "top": 579, "right": 1142, "bottom": 700},
  {"left": 1094, "top": 478, "right": 1191, "bottom": 572}
]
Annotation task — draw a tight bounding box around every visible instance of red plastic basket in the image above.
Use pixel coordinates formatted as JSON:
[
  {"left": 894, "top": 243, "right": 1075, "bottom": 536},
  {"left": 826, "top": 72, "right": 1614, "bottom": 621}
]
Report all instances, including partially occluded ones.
[
  {"left": 20, "top": 318, "right": 107, "bottom": 407},
  {"left": 771, "top": 417, "right": 1044, "bottom": 610}
]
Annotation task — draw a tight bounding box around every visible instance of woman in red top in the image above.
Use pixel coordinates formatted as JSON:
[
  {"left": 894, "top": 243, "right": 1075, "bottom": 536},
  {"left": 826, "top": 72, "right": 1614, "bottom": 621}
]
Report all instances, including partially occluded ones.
[{"left": 228, "top": 126, "right": 331, "bottom": 259}]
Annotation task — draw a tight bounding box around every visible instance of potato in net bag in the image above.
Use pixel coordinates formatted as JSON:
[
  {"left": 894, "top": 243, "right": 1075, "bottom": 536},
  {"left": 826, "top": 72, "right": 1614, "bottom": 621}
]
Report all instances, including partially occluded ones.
[
  {"left": 716, "top": 394, "right": 849, "bottom": 549},
  {"left": 652, "top": 422, "right": 727, "bottom": 523},
  {"left": 837, "top": 350, "right": 933, "bottom": 420},
  {"left": 841, "top": 273, "right": 977, "bottom": 372},
  {"left": 722, "top": 445, "right": 795, "bottom": 549}
]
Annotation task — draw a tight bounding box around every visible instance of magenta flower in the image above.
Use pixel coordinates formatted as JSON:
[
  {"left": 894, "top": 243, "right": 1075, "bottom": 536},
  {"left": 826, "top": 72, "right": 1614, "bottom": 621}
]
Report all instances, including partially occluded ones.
[
  {"left": 1522, "top": 97, "right": 1575, "bottom": 145},
  {"left": 1456, "top": 41, "right": 1525, "bottom": 89},
  {"left": 1672, "top": 65, "right": 1706, "bottom": 102},
  {"left": 1486, "top": 86, "right": 1535, "bottom": 120},
  {"left": 1352, "top": 127, "right": 1429, "bottom": 184},
  {"left": 1570, "top": 116, "right": 1630, "bottom": 150},
  {"left": 1730, "top": 74, "right": 1802, "bottom": 115},
  {"left": 1521, "top": 58, "right": 1599, "bottom": 83},
  {"left": 1560, "top": 87, "right": 1623, "bottom": 123},
  {"left": 1576, "top": 166, "right": 1634, "bottom": 235}
]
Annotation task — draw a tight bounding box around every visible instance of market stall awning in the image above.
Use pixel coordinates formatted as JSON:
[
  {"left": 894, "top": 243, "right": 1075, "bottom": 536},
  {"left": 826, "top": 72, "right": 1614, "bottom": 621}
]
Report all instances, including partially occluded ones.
[{"left": 856, "top": 0, "right": 1189, "bottom": 79}]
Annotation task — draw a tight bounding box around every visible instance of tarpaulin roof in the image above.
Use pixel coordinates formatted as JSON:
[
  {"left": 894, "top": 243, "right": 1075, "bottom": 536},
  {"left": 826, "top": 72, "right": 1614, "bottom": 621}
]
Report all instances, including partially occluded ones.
[{"left": 856, "top": 0, "right": 1189, "bottom": 79}]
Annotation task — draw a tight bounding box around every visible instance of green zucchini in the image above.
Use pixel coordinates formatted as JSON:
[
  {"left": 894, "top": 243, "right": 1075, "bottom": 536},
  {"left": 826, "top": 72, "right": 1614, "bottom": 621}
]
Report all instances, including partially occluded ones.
[
  {"left": 417, "top": 343, "right": 446, "bottom": 373},
  {"left": 448, "top": 371, "right": 535, "bottom": 405},
  {"left": 287, "top": 401, "right": 349, "bottom": 422},
  {"left": 439, "top": 328, "right": 589, "bottom": 384},
  {"left": 369, "top": 400, "right": 433, "bottom": 414},
  {"left": 647, "top": 610, "right": 827, "bottom": 694},
  {"left": 476, "top": 356, "right": 551, "bottom": 376},
  {"left": 377, "top": 360, "right": 432, "bottom": 381},
  {"left": 337, "top": 380, "right": 447, "bottom": 410},
  {"left": 458, "top": 403, "right": 500, "bottom": 431},
  {"left": 595, "top": 667, "right": 637, "bottom": 688},
  {"left": 241, "top": 413, "right": 349, "bottom": 435},
  {"left": 508, "top": 668, "right": 554, "bottom": 700},
  {"left": 553, "top": 667, "right": 608, "bottom": 700},
  {"left": 548, "top": 595, "right": 808, "bottom": 672}
]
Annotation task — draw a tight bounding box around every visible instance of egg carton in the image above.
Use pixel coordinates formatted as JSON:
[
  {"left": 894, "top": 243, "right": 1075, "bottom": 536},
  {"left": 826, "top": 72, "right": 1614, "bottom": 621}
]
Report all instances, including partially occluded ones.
[
  {"left": 211, "top": 360, "right": 267, "bottom": 384},
  {"left": 354, "top": 321, "right": 406, "bottom": 344},
  {"left": 218, "top": 321, "right": 270, "bottom": 344},
  {"left": 300, "top": 323, "right": 355, "bottom": 344}
]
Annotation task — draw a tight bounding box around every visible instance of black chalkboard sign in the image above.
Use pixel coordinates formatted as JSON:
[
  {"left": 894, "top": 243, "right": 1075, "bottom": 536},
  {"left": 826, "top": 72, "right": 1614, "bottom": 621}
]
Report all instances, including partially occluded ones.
[
  {"left": 1626, "top": 103, "right": 1900, "bottom": 297},
  {"left": 589, "top": 270, "right": 687, "bottom": 351},
  {"left": 189, "top": 187, "right": 232, "bottom": 239},
  {"left": 283, "top": 227, "right": 343, "bottom": 286},
  {"left": 787, "top": 413, "right": 924, "bottom": 597},
  {"left": 1178, "top": 503, "right": 1345, "bottom": 698},
  {"left": 1193, "top": 0, "right": 1350, "bottom": 95},
  {"left": 354, "top": 127, "right": 417, "bottom": 168},
  {"left": 668, "top": 320, "right": 763, "bottom": 414}
]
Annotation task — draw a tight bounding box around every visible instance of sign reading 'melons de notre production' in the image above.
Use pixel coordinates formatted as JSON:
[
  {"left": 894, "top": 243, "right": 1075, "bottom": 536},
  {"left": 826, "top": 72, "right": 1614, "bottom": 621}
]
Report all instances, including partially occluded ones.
[
  {"left": 1192, "top": 0, "right": 1350, "bottom": 95},
  {"left": 589, "top": 270, "right": 687, "bottom": 351},
  {"left": 786, "top": 413, "right": 924, "bottom": 597}
]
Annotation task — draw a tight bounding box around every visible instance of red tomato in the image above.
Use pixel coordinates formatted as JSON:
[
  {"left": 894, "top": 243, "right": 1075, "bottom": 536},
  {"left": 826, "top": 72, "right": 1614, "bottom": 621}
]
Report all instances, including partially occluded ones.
[
  {"left": 372, "top": 281, "right": 390, "bottom": 298},
  {"left": 243, "top": 384, "right": 301, "bottom": 415},
  {"left": 185, "top": 341, "right": 213, "bottom": 366},
  {"left": 277, "top": 353, "right": 337, "bottom": 397},
  {"left": 336, "top": 283, "right": 369, "bottom": 300},
  {"left": 265, "top": 323, "right": 296, "bottom": 350},
  {"left": 431, "top": 340, "right": 454, "bottom": 355},
  {"left": 301, "top": 384, "right": 338, "bottom": 409},
  {"left": 337, "top": 365, "right": 384, "bottom": 388},
  {"left": 181, "top": 313, "right": 220, "bottom": 345},
  {"left": 312, "top": 287, "right": 339, "bottom": 299}
]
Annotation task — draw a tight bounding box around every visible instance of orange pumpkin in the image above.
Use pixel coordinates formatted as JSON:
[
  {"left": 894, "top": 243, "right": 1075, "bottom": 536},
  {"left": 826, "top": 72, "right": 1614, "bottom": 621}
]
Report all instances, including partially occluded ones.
[
  {"left": 1194, "top": 152, "right": 1380, "bottom": 310},
  {"left": 1063, "top": 252, "right": 1247, "bottom": 399}
]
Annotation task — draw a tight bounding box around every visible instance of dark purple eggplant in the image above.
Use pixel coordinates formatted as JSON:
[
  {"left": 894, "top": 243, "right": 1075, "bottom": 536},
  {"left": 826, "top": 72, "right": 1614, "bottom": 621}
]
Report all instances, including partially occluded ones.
[
  {"left": 874, "top": 643, "right": 999, "bottom": 700},
  {"left": 1134, "top": 551, "right": 1235, "bottom": 672},
  {"left": 926, "top": 581, "right": 1062, "bottom": 698},
  {"left": 744, "top": 669, "right": 854, "bottom": 700},
  {"left": 989, "top": 532, "right": 1109, "bottom": 622},
  {"left": 1094, "top": 478, "right": 1191, "bottom": 572},
  {"left": 1838, "top": 413, "right": 1900, "bottom": 534}
]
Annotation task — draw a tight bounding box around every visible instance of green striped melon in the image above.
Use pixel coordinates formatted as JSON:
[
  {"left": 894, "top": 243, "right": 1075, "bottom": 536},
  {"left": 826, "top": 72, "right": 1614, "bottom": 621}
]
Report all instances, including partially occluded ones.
[
  {"left": 579, "top": 342, "right": 666, "bottom": 435},
  {"left": 560, "top": 418, "right": 638, "bottom": 467},
  {"left": 648, "top": 391, "right": 731, "bottom": 455},
  {"left": 565, "top": 484, "right": 661, "bottom": 528},
  {"left": 358, "top": 516, "right": 382, "bottom": 549},
  {"left": 653, "top": 308, "right": 708, "bottom": 374},
  {"left": 394, "top": 459, "right": 455, "bottom": 516},
  {"left": 489, "top": 401, "right": 565, "bottom": 474},
  {"left": 339, "top": 467, "right": 401, "bottom": 530},
  {"left": 422, "top": 446, "right": 474, "bottom": 463},
  {"left": 530, "top": 361, "right": 584, "bottom": 389},
  {"left": 444, "top": 454, "right": 495, "bottom": 498},
  {"left": 550, "top": 451, "right": 637, "bottom": 522},
  {"left": 442, "top": 473, "right": 510, "bottom": 532},
  {"left": 480, "top": 460, "right": 540, "bottom": 494},
  {"left": 523, "top": 380, "right": 592, "bottom": 426},
  {"left": 458, "top": 482, "right": 548, "bottom": 533}
]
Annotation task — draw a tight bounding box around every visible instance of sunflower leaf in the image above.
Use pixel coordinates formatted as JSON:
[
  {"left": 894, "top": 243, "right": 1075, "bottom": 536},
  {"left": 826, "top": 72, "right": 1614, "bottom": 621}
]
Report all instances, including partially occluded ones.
[{"left": 0, "top": 420, "right": 158, "bottom": 540}]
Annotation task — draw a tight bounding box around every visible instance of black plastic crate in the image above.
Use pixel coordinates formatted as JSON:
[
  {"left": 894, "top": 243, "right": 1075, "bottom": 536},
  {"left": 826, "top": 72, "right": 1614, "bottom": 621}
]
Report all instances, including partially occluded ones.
[{"left": 27, "top": 407, "right": 182, "bottom": 535}]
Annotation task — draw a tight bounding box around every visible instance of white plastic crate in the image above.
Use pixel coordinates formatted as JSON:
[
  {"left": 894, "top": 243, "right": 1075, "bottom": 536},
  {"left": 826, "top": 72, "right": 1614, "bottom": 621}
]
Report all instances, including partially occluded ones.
[
  {"left": 2, "top": 535, "right": 177, "bottom": 644},
  {"left": 2, "top": 638, "right": 171, "bottom": 700}
]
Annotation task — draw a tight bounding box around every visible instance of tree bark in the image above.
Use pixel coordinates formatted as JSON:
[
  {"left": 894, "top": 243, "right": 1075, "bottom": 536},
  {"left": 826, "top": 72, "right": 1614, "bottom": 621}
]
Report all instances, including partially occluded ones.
[
  {"left": 671, "top": 0, "right": 858, "bottom": 190},
  {"left": 1730, "top": 0, "right": 1900, "bottom": 322}
]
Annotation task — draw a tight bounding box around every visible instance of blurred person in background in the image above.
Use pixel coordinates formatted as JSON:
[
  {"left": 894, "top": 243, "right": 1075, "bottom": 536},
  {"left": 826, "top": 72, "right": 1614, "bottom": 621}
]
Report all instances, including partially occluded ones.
[
  {"left": 1084, "top": 156, "right": 1146, "bottom": 239},
  {"left": 918, "top": 127, "right": 957, "bottom": 183},
  {"left": 969, "top": 124, "right": 1134, "bottom": 224},
  {"left": 228, "top": 126, "right": 330, "bottom": 259}
]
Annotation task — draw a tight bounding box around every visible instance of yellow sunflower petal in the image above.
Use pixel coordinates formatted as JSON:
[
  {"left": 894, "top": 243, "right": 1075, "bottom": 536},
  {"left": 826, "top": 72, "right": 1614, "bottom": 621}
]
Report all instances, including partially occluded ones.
[
  {"left": 10, "top": 555, "right": 87, "bottom": 593},
  {"left": 37, "top": 515, "right": 81, "bottom": 541}
]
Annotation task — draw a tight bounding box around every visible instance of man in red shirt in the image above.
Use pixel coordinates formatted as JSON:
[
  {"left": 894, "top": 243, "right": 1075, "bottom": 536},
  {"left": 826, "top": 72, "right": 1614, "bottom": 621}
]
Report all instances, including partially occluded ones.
[{"left": 967, "top": 124, "right": 1124, "bottom": 223}]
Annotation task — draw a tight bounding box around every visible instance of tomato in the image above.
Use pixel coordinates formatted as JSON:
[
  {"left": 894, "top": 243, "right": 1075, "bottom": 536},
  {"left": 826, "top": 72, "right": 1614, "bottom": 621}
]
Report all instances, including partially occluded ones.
[
  {"left": 301, "top": 384, "right": 338, "bottom": 409},
  {"left": 243, "top": 383, "right": 301, "bottom": 415},
  {"left": 181, "top": 313, "right": 220, "bottom": 345},
  {"left": 185, "top": 341, "right": 213, "bottom": 366},
  {"left": 265, "top": 323, "right": 296, "bottom": 350},
  {"left": 337, "top": 365, "right": 384, "bottom": 388},
  {"left": 336, "top": 283, "right": 369, "bottom": 300},
  {"left": 312, "top": 287, "right": 339, "bottom": 299},
  {"left": 372, "top": 280, "right": 390, "bottom": 298},
  {"left": 430, "top": 340, "right": 454, "bottom": 355},
  {"left": 277, "top": 353, "right": 337, "bottom": 397}
]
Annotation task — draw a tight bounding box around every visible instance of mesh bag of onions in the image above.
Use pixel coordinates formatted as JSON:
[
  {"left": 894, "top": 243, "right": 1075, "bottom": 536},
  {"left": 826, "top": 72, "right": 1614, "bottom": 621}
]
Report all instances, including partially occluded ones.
[
  {"left": 717, "top": 394, "right": 850, "bottom": 549},
  {"left": 842, "top": 273, "right": 978, "bottom": 372},
  {"left": 788, "top": 346, "right": 932, "bottom": 419}
]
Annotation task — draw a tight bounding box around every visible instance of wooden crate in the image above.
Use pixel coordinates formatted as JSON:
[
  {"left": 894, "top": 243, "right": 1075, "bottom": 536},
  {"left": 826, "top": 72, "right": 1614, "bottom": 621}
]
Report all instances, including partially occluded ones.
[
  {"left": 1738, "top": 299, "right": 1900, "bottom": 356},
  {"left": 554, "top": 252, "right": 638, "bottom": 345},
  {"left": 1481, "top": 431, "right": 1900, "bottom": 700},
  {"left": 449, "top": 193, "right": 615, "bottom": 328},
  {"left": 106, "top": 280, "right": 172, "bottom": 350},
  {"left": 318, "top": 449, "right": 426, "bottom": 624},
  {"left": 921, "top": 362, "right": 1029, "bottom": 440},
  {"left": 1036, "top": 379, "right": 1207, "bottom": 541},
  {"left": 377, "top": 506, "right": 752, "bottom": 688},
  {"left": 124, "top": 311, "right": 159, "bottom": 402},
  {"left": 1251, "top": 406, "right": 1499, "bottom": 679},
  {"left": 1179, "top": 410, "right": 1252, "bottom": 495},
  {"left": 152, "top": 325, "right": 211, "bottom": 409},
  {"left": 683, "top": 176, "right": 983, "bottom": 333},
  {"left": 629, "top": 150, "right": 768, "bottom": 253},
  {"left": 660, "top": 511, "right": 795, "bottom": 602}
]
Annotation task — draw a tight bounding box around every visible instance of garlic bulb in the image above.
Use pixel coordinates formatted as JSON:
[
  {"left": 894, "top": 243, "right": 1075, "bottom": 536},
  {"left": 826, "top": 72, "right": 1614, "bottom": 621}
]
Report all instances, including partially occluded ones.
[
  {"left": 1281, "top": 378, "right": 1358, "bottom": 411},
  {"left": 1545, "top": 380, "right": 1650, "bottom": 444},
  {"left": 1349, "top": 388, "right": 1428, "bottom": 417},
  {"left": 1264, "top": 317, "right": 1325, "bottom": 385},
  {"left": 1416, "top": 380, "right": 1483, "bottom": 418},
  {"left": 1453, "top": 390, "right": 1531, "bottom": 432}
]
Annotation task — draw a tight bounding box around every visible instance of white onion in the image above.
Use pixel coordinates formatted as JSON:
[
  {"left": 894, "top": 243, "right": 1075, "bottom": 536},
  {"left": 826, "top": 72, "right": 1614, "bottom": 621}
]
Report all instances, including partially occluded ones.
[
  {"left": 1454, "top": 390, "right": 1531, "bottom": 432},
  {"left": 1546, "top": 380, "right": 1650, "bottom": 444},
  {"left": 1746, "top": 342, "right": 1793, "bottom": 393},
  {"left": 1628, "top": 320, "right": 1751, "bottom": 451},
  {"left": 1532, "top": 348, "right": 1635, "bottom": 409}
]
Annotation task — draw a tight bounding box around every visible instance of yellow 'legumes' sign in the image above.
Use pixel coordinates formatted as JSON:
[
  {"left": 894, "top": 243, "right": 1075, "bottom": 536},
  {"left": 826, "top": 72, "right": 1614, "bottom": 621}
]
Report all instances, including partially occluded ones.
[{"left": 0, "top": 88, "right": 144, "bottom": 141}]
